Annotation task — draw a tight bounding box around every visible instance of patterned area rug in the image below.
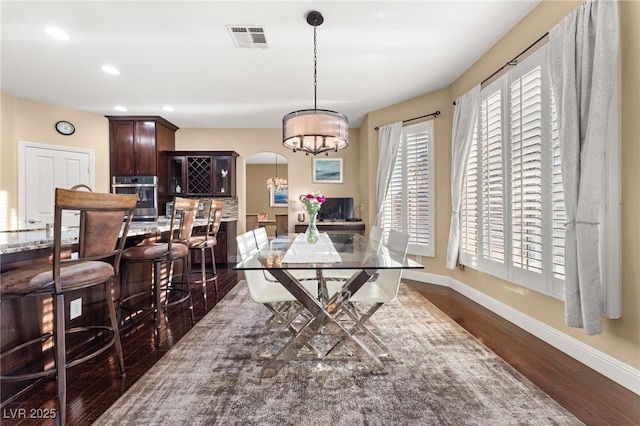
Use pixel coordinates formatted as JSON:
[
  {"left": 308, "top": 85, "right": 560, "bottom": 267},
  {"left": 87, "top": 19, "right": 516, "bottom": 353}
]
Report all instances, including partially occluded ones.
[{"left": 95, "top": 283, "right": 582, "bottom": 425}]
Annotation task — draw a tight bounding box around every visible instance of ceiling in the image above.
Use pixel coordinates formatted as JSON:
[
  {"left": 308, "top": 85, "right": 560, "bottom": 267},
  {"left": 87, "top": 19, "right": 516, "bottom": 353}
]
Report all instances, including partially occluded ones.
[{"left": 1, "top": 1, "right": 539, "bottom": 130}]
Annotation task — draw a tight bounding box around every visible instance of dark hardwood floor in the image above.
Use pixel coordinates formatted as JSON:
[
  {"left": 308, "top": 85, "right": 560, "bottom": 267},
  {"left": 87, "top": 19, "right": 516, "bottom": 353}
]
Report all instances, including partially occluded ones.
[
  {"left": 1, "top": 269, "right": 638, "bottom": 425},
  {"left": 408, "top": 280, "right": 640, "bottom": 426}
]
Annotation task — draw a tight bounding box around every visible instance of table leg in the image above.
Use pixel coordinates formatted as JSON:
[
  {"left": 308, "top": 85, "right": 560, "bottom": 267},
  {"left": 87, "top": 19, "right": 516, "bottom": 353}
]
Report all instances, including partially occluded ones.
[
  {"left": 263, "top": 268, "right": 385, "bottom": 378},
  {"left": 317, "top": 269, "right": 329, "bottom": 305}
]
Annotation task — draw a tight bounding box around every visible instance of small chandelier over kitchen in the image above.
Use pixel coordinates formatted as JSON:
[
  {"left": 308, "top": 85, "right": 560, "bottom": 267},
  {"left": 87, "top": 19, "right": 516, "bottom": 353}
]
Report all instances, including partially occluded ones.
[
  {"left": 266, "top": 153, "right": 288, "bottom": 191},
  {"left": 282, "top": 11, "right": 349, "bottom": 156}
]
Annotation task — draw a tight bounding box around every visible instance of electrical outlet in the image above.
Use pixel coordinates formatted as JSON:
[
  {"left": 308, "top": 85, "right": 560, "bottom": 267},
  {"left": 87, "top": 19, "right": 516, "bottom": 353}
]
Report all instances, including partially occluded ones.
[{"left": 70, "top": 298, "right": 82, "bottom": 320}]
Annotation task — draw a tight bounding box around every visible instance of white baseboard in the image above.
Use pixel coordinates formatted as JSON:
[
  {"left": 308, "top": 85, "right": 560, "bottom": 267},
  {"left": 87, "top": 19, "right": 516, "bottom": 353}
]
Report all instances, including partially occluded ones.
[{"left": 402, "top": 270, "right": 640, "bottom": 396}]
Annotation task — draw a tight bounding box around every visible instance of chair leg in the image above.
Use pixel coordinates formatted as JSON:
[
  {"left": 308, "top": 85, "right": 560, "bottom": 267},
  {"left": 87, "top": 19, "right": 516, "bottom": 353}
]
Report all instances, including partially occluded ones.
[
  {"left": 116, "top": 261, "right": 129, "bottom": 327},
  {"left": 105, "top": 279, "right": 126, "bottom": 377},
  {"left": 184, "top": 254, "right": 195, "bottom": 324},
  {"left": 54, "top": 293, "right": 67, "bottom": 426},
  {"left": 165, "top": 259, "right": 176, "bottom": 325},
  {"left": 210, "top": 245, "right": 219, "bottom": 301},
  {"left": 200, "top": 247, "right": 207, "bottom": 311},
  {"left": 153, "top": 260, "right": 162, "bottom": 348}
]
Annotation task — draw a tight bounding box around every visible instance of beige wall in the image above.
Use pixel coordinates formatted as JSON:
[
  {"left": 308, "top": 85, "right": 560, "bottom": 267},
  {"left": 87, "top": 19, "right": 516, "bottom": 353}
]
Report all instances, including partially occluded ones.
[
  {"left": 174, "top": 127, "right": 362, "bottom": 234},
  {"left": 1, "top": 0, "right": 637, "bottom": 377},
  {"left": 359, "top": 0, "right": 639, "bottom": 370},
  {"left": 0, "top": 94, "right": 111, "bottom": 230}
]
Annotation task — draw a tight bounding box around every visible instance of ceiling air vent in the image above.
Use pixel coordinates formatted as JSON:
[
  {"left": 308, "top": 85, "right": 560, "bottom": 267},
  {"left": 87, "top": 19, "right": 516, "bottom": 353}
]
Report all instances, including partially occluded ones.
[{"left": 227, "top": 26, "right": 269, "bottom": 49}]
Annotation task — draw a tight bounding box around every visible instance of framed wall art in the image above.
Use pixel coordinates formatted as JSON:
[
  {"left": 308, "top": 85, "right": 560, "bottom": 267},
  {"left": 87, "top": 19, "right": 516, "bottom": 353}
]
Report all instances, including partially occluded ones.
[
  {"left": 312, "top": 158, "right": 343, "bottom": 183},
  {"left": 270, "top": 186, "right": 288, "bottom": 207}
]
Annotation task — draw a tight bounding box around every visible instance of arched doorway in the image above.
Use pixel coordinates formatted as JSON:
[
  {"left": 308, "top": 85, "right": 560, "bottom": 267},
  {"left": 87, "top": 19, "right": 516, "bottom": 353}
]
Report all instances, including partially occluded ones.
[{"left": 245, "top": 152, "right": 288, "bottom": 237}]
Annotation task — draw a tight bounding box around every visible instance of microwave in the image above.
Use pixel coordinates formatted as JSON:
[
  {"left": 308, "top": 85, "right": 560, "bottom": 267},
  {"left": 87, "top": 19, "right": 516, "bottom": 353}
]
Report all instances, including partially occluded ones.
[{"left": 112, "top": 176, "right": 158, "bottom": 221}]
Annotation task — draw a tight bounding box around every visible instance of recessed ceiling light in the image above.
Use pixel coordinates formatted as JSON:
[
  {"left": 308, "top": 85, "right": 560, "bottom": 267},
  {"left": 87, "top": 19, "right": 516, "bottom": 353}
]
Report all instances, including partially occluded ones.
[
  {"left": 162, "top": 106, "right": 174, "bottom": 112},
  {"left": 102, "top": 65, "right": 120, "bottom": 75},
  {"left": 44, "top": 27, "right": 69, "bottom": 40},
  {"left": 114, "top": 105, "right": 127, "bottom": 112}
]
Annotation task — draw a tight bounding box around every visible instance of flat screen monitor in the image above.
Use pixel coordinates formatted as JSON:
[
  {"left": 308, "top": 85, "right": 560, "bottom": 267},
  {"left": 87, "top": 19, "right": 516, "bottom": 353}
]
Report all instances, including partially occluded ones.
[{"left": 318, "top": 197, "right": 354, "bottom": 221}]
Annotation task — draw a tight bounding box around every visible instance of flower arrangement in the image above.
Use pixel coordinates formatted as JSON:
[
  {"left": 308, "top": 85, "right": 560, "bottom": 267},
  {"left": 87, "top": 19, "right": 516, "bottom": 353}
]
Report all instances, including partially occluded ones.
[
  {"left": 299, "top": 192, "right": 325, "bottom": 244},
  {"left": 299, "top": 192, "right": 326, "bottom": 215}
]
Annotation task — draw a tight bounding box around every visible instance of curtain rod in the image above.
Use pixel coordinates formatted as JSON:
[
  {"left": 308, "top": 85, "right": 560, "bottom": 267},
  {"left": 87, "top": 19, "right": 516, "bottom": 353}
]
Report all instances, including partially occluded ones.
[
  {"left": 453, "top": 32, "right": 549, "bottom": 105},
  {"left": 374, "top": 110, "right": 440, "bottom": 131}
]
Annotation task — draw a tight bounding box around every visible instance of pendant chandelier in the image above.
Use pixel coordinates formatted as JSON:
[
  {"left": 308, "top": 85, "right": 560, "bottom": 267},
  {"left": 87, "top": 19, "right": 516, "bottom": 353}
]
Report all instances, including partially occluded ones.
[
  {"left": 266, "top": 153, "right": 288, "bottom": 190},
  {"left": 282, "top": 11, "right": 349, "bottom": 156}
]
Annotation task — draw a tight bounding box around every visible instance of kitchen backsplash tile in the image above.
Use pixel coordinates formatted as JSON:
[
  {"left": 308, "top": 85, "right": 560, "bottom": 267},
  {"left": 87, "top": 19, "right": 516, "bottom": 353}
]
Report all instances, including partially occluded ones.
[{"left": 202, "top": 197, "right": 238, "bottom": 219}]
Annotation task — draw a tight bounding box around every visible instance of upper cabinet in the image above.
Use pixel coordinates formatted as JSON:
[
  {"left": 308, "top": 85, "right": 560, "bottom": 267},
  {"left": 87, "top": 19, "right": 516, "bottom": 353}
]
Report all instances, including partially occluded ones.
[
  {"left": 167, "top": 151, "right": 238, "bottom": 197},
  {"left": 107, "top": 116, "right": 178, "bottom": 177}
]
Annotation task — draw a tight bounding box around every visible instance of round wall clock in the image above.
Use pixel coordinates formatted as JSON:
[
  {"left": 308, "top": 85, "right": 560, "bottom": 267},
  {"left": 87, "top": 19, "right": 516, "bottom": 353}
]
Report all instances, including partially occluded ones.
[{"left": 55, "top": 120, "right": 75, "bottom": 135}]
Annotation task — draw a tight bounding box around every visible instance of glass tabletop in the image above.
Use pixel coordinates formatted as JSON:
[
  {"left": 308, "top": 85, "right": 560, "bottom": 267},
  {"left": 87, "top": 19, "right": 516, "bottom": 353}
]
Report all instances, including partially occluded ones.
[{"left": 233, "top": 232, "right": 423, "bottom": 271}]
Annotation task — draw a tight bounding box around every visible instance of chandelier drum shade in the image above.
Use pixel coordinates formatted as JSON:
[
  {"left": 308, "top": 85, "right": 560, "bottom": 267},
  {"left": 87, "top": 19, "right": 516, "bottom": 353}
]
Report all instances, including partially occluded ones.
[
  {"left": 282, "top": 11, "right": 349, "bottom": 156},
  {"left": 283, "top": 109, "right": 349, "bottom": 155}
]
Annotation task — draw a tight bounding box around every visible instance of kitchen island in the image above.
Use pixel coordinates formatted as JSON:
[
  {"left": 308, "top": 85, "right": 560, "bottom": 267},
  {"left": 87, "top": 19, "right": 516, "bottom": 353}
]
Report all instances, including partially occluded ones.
[
  {"left": 0, "top": 216, "right": 237, "bottom": 401},
  {"left": 0, "top": 217, "right": 237, "bottom": 265}
]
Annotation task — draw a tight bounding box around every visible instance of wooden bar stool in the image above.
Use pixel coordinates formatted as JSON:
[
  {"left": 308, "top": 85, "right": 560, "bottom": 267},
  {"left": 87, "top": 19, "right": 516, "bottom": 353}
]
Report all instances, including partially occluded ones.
[
  {"left": 0, "top": 189, "right": 137, "bottom": 426},
  {"left": 187, "top": 199, "right": 224, "bottom": 310},
  {"left": 118, "top": 197, "right": 199, "bottom": 348}
]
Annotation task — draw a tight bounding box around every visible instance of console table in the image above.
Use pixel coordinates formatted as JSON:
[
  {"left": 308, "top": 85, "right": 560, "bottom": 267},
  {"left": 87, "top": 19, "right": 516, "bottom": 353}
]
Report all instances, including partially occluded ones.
[{"left": 294, "top": 221, "right": 365, "bottom": 235}]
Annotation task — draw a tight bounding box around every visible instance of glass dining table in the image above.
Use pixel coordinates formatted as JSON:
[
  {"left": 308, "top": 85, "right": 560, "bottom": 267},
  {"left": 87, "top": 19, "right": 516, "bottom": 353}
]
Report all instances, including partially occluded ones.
[{"left": 233, "top": 232, "right": 423, "bottom": 378}]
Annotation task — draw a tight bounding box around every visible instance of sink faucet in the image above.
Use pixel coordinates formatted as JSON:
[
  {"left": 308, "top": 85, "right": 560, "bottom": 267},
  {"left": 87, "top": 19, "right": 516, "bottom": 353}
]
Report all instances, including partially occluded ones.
[{"left": 70, "top": 184, "right": 93, "bottom": 192}]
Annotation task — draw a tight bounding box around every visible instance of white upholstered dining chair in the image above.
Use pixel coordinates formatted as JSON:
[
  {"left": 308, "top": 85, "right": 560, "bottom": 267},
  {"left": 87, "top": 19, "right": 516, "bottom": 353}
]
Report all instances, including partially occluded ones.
[
  {"left": 322, "top": 225, "right": 385, "bottom": 282},
  {"left": 326, "top": 229, "right": 409, "bottom": 356},
  {"left": 236, "top": 231, "right": 319, "bottom": 355},
  {"left": 253, "top": 226, "right": 269, "bottom": 249}
]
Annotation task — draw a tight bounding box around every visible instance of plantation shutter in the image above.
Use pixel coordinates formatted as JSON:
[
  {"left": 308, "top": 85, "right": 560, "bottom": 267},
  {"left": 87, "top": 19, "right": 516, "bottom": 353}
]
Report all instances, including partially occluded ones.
[
  {"left": 381, "top": 142, "right": 404, "bottom": 235},
  {"left": 510, "top": 66, "right": 543, "bottom": 274},
  {"left": 405, "top": 122, "right": 432, "bottom": 249},
  {"left": 457, "top": 42, "right": 618, "bottom": 312},
  {"left": 550, "top": 91, "right": 566, "bottom": 281},
  {"left": 461, "top": 128, "right": 479, "bottom": 255},
  {"left": 380, "top": 120, "right": 435, "bottom": 256},
  {"left": 480, "top": 87, "right": 505, "bottom": 263}
]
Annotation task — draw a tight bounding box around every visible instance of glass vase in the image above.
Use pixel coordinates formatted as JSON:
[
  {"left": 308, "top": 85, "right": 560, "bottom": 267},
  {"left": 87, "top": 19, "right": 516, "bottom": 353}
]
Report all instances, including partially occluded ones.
[{"left": 305, "top": 212, "right": 320, "bottom": 244}]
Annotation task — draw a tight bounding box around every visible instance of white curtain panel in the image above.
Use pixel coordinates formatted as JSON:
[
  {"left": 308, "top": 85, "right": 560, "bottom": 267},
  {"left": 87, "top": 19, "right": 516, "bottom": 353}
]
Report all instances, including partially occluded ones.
[
  {"left": 446, "top": 85, "right": 481, "bottom": 270},
  {"left": 549, "top": 0, "right": 619, "bottom": 335},
  {"left": 374, "top": 122, "right": 402, "bottom": 226}
]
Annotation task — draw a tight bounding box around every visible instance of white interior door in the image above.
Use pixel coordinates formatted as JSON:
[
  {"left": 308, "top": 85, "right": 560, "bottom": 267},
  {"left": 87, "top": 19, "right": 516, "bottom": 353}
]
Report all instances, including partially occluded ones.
[{"left": 19, "top": 142, "right": 94, "bottom": 229}]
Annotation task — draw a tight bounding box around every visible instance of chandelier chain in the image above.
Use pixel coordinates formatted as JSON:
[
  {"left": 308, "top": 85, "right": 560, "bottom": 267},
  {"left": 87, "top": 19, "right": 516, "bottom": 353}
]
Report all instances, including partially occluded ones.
[{"left": 313, "top": 26, "right": 318, "bottom": 110}]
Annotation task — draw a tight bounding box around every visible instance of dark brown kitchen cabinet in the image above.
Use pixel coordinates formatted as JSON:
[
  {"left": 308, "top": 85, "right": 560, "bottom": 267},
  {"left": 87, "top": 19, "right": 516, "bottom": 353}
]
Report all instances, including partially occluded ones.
[
  {"left": 167, "top": 151, "right": 238, "bottom": 197},
  {"left": 108, "top": 116, "right": 178, "bottom": 214},
  {"left": 107, "top": 116, "right": 178, "bottom": 177}
]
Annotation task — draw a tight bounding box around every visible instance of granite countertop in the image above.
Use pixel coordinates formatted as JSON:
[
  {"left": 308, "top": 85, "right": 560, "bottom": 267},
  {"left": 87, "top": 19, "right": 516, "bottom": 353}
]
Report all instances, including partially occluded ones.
[{"left": 0, "top": 217, "right": 237, "bottom": 255}]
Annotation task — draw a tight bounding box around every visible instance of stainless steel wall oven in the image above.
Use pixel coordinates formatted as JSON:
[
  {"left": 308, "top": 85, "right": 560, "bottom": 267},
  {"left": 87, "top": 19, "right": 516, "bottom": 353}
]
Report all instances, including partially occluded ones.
[{"left": 112, "top": 176, "right": 158, "bottom": 221}]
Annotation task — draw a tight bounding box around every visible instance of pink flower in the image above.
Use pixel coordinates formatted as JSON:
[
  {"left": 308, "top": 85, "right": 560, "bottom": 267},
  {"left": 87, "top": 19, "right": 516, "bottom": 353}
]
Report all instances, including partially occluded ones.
[
  {"left": 317, "top": 195, "right": 326, "bottom": 203},
  {"left": 306, "top": 194, "right": 315, "bottom": 199}
]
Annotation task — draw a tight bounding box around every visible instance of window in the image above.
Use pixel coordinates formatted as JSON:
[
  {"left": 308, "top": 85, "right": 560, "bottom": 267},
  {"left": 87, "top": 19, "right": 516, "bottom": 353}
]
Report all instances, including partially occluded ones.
[
  {"left": 461, "top": 47, "right": 564, "bottom": 295},
  {"left": 381, "top": 120, "right": 435, "bottom": 257},
  {"left": 459, "top": 44, "right": 620, "bottom": 314}
]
